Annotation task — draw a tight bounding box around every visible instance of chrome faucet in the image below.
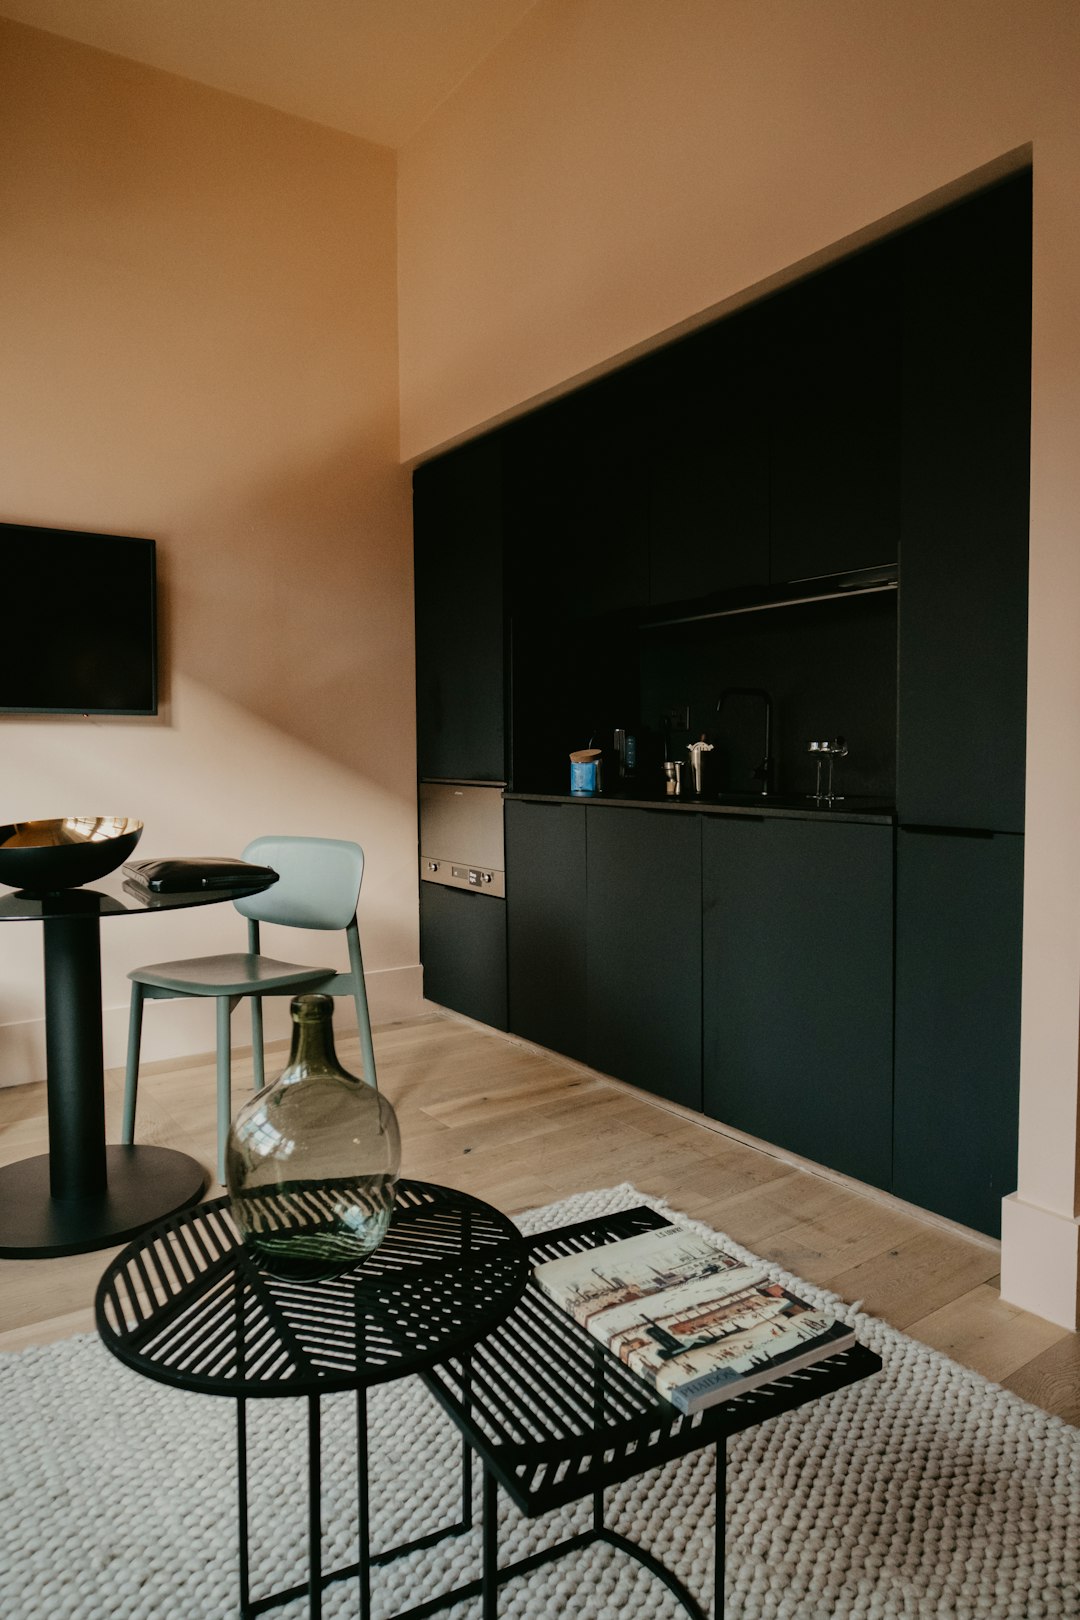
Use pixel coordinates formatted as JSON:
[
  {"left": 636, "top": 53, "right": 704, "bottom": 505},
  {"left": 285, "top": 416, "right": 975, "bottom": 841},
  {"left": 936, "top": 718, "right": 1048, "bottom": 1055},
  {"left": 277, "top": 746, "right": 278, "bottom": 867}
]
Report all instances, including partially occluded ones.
[{"left": 717, "top": 687, "right": 773, "bottom": 797}]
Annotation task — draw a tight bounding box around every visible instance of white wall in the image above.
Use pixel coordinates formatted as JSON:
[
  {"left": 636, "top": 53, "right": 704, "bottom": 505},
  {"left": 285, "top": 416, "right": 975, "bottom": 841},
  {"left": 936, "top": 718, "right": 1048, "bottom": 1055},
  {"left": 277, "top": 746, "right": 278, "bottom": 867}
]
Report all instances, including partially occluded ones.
[{"left": 0, "top": 20, "right": 421, "bottom": 1081}]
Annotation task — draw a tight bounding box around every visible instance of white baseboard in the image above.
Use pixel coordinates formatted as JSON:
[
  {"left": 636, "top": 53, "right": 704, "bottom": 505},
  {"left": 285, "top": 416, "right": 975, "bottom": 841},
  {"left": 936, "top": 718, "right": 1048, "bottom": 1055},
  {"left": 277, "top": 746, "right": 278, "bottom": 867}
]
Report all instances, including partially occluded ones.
[
  {"left": 1000, "top": 1192, "right": 1080, "bottom": 1329},
  {"left": 0, "top": 964, "right": 425, "bottom": 1089}
]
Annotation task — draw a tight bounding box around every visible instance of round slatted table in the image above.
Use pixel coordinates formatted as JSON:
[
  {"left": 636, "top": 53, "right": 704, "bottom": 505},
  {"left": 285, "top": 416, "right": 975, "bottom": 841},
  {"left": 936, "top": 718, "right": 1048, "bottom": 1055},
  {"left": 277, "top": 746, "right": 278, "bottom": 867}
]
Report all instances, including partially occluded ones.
[{"left": 96, "top": 1179, "right": 530, "bottom": 1618}]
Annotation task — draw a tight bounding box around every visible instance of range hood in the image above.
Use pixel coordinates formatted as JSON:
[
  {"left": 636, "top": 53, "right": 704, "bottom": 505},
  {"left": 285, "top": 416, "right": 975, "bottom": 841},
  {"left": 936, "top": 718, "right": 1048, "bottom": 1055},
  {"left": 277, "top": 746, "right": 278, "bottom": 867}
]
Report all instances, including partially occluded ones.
[{"left": 640, "top": 563, "right": 897, "bottom": 631}]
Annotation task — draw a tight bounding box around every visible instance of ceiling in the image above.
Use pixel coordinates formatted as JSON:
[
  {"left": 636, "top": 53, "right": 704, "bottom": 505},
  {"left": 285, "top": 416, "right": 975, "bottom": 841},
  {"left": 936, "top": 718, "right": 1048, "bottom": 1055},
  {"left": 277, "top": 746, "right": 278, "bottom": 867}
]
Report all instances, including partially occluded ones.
[{"left": 0, "top": 0, "right": 540, "bottom": 147}]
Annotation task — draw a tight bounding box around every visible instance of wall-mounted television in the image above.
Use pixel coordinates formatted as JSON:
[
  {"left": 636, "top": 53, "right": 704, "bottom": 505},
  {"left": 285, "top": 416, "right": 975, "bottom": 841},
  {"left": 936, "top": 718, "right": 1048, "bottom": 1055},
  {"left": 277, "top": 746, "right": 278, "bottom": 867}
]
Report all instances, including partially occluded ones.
[{"left": 0, "top": 523, "right": 158, "bottom": 715}]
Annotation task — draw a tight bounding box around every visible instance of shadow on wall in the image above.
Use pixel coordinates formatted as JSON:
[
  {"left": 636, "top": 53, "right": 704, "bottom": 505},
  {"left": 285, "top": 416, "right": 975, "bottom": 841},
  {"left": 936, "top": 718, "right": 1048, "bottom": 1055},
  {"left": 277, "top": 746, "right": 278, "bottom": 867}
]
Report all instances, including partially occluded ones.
[{"left": 168, "top": 435, "right": 414, "bottom": 791}]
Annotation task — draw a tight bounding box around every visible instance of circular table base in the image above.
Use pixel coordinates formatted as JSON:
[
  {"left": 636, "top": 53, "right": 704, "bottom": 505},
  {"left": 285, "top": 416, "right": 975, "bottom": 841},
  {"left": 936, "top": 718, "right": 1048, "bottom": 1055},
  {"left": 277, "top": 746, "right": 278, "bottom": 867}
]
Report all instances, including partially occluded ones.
[{"left": 0, "top": 1146, "right": 207, "bottom": 1258}]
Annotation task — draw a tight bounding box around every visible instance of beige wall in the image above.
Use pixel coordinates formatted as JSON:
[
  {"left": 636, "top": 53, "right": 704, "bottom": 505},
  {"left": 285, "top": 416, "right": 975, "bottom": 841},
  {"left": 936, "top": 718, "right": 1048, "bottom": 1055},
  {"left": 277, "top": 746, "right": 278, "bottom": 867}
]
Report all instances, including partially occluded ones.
[
  {"left": 0, "top": 19, "right": 419, "bottom": 1076},
  {"left": 397, "top": 0, "right": 1080, "bottom": 1323}
]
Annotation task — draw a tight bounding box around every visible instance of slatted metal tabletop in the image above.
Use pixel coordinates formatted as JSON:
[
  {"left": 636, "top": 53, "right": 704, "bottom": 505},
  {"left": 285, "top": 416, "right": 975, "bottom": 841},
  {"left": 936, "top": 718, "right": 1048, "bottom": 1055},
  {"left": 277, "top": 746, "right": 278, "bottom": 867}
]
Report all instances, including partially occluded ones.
[
  {"left": 421, "top": 1204, "right": 882, "bottom": 1516},
  {"left": 95, "top": 1179, "right": 530, "bottom": 1397}
]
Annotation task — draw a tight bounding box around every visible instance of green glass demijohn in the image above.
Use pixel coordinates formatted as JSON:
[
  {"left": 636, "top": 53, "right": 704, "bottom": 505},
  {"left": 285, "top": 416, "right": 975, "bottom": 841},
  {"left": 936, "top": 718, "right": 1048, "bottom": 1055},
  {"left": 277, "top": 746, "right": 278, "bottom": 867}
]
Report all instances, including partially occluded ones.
[{"left": 226, "top": 993, "right": 400, "bottom": 1280}]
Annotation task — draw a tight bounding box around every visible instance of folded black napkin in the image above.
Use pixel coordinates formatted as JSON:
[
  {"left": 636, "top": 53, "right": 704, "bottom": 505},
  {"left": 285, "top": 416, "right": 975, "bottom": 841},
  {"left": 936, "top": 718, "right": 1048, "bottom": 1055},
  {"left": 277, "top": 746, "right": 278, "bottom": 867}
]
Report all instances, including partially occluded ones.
[{"left": 123, "top": 857, "right": 279, "bottom": 893}]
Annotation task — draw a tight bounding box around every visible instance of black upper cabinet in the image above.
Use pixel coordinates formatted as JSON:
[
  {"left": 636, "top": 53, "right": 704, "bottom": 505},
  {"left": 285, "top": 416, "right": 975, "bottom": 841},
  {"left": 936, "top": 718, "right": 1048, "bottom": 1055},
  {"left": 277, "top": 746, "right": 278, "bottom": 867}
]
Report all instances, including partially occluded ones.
[
  {"left": 414, "top": 435, "right": 505, "bottom": 782},
  {"left": 507, "top": 374, "right": 649, "bottom": 625},
  {"left": 893, "top": 828, "right": 1024, "bottom": 1236},
  {"left": 702, "top": 816, "right": 894, "bottom": 1189},
  {"left": 898, "top": 174, "right": 1031, "bottom": 832},
  {"left": 586, "top": 807, "right": 702, "bottom": 1111},
  {"left": 505, "top": 800, "right": 588, "bottom": 1061},
  {"left": 769, "top": 240, "right": 902, "bottom": 583},
  {"left": 646, "top": 310, "right": 770, "bottom": 604}
]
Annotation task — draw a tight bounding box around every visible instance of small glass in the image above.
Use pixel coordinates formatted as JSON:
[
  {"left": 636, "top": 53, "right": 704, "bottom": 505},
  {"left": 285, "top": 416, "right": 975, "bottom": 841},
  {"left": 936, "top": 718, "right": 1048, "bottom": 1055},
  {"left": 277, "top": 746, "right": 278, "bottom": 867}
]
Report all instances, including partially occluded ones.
[{"left": 226, "top": 993, "right": 400, "bottom": 1280}]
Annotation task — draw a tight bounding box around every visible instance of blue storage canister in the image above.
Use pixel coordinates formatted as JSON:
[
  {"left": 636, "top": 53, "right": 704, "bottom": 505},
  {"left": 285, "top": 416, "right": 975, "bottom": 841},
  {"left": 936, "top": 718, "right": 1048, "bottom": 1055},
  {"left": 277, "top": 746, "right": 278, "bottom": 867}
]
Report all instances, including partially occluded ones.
[{"left": 570, "top": 759, "right": 598, "bottom": 795}]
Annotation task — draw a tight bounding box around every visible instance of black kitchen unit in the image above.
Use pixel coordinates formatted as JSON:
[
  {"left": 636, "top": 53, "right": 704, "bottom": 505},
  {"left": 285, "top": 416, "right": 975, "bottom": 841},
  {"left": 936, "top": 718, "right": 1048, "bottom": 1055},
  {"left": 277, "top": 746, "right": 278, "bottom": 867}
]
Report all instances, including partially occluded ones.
[
  {"left": 413, "top": 168, "right": 1031, "bottom": 1238},
  {"left": 586, "top": 807, "right": 702, "bottom": 1112},
  {"left": 703, "top": 815, "right": 894, "bottom": 1190},
  {"left": 414, "top": 433, "right": 506, "bottom": 784},
  {"left": 505, "top": 799, "right": 587, "bottom": 1062}
]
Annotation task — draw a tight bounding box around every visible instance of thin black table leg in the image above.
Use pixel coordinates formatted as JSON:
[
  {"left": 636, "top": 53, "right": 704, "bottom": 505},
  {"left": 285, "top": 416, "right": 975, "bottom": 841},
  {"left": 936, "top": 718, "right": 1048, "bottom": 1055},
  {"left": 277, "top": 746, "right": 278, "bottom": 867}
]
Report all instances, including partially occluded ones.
[
  {"left": 482, "top": 1467, "right": 498, "bottom": 1620},
  {"left": 714, "top": 1440, "right": 726, "bottom": 1619},
  {"left": 237, "top": 1398, "right": 251, "bottom": 1619},
  {"left": 461, "top": 1356, "right": 473, "bottom": 1532},
  {"left": 593, "top": 1346, "right": 605, "bottom": 1534},
  {"left": 308, "top": 1396, "right": 322, "bottom": 1620},
  {"left": 357, "top": 1387, "right": 371, "bottom": 1620}
]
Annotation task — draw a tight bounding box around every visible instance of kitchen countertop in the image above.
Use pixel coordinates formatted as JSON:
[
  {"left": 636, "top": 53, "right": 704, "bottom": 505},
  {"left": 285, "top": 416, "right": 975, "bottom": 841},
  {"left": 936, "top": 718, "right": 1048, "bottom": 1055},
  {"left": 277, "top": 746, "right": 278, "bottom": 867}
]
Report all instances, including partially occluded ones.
[{"left": 504, "top": 786, "right": 895, "bottom": 825}]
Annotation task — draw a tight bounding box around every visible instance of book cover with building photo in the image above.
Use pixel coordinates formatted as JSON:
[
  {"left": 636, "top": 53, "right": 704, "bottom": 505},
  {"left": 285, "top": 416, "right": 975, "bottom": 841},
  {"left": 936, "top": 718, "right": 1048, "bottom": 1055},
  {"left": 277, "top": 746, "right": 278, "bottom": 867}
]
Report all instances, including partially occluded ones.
[{"left": 534, "top": 1226, "right": 855, "bottom": 1414}]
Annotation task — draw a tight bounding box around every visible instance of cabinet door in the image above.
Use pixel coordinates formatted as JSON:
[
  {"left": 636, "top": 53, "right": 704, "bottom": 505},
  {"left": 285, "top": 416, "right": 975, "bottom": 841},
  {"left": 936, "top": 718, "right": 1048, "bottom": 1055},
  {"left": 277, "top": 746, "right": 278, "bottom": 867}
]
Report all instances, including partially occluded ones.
[
  {"left": 894, "top": 828, "right": 1023, "bottom": 1236},
  {"left": 646, "top": 310, "right": 770, "bottom": 605},
  {"left": 769, "top": 240, "right": 902, "bottom": 582},
  {"left": 586, "top": 808, "right": 702, "bottom": 1110},
  {"left": 898, "top": 173, "right": 1030, "bottom": 832},
  {"left": 703, "top": 817, "right": 893, "bottom": 1188},
  {"left": 419, "top": 884, "right": 507, "bottom": 1031},
  {"left": 506, "top": 800, "right": 587, "bottom": 1060},
  {"left": 414, "top": 435, "right": 505, "bottom": 782}
]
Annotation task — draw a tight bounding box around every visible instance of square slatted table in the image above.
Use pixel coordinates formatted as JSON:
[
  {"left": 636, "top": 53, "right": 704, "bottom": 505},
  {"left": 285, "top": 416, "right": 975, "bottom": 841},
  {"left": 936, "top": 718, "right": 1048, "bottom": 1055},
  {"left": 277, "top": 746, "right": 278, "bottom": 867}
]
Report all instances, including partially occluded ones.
[{"left": 420, "top": 1203, "right": 881, "bottom": 1619}]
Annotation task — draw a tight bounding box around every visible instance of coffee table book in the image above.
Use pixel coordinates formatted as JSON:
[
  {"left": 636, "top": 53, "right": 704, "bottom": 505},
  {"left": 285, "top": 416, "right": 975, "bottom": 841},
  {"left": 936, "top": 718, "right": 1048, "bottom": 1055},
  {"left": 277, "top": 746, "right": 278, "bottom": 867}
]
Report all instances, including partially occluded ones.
[{"left": 533, "top": 1225, "right": 856, "bottom": 1414}]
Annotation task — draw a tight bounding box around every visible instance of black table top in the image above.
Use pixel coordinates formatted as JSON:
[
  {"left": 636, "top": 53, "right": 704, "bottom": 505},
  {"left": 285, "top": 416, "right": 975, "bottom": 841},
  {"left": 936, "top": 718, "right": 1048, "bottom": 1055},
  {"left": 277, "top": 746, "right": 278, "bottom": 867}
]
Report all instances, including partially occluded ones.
[
  {"left": 95, "top": 1180, "right": 531, "bottom": 1398},
  {"left": 0, "top": 868, "right": 276, "bottom": 921},
  {"left": 423, "top": 1204, "right": 883, "bottom": 1515}
]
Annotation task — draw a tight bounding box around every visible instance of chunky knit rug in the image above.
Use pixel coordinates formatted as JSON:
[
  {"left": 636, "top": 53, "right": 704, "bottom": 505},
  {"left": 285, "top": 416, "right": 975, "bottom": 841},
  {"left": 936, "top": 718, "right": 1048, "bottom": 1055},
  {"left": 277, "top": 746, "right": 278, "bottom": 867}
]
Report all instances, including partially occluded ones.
[{"left": 2, "top": 1184, "right": 1078, "bottom": 1619}]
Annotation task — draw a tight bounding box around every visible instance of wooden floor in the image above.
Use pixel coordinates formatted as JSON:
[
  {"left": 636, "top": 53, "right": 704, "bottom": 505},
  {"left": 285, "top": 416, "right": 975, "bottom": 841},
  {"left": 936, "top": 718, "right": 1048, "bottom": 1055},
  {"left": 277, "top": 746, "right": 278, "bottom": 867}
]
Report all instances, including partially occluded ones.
[{"left": 1, "top": 1012, "right": 1076, "bottom": 1424}]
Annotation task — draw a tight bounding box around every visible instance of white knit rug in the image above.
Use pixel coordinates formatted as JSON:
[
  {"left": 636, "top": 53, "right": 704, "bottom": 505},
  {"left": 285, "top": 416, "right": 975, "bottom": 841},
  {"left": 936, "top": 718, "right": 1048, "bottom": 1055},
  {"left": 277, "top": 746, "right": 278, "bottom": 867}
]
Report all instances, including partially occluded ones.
[{"left": 2, "top": 1184, "right": 1078, "bottom": 1619}]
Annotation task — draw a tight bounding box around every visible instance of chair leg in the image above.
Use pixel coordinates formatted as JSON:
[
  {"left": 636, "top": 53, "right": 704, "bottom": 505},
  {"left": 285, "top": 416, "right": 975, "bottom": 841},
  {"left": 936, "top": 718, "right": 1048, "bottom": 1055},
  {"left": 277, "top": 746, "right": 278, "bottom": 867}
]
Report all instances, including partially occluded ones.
[
  {"left": 216, "top": 996, "right": 235, "bottom": 1186},
  {"left": 121, "top": 984, "right": 145, "bottom": 1145},
  {"left": 250, "top": 997, "right": 265, "bottom": 1093},
  {"left": 347, "top": 921, "right": 378, "bottom": 1091}
]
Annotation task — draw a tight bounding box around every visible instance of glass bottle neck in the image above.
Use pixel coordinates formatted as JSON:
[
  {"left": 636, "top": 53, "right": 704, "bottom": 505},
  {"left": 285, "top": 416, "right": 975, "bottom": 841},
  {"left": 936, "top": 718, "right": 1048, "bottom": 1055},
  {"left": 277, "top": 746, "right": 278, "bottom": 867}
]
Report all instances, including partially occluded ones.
[{"left": 286, "top": 1008, "right": 342, "bottom": 1075}]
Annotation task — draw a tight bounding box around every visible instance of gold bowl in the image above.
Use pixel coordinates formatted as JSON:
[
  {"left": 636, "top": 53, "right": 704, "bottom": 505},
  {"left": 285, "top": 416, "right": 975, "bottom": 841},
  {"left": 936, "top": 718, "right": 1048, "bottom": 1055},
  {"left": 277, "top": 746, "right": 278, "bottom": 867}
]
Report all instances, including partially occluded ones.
[{"left": 0, "top": 817, "right": 143, "bottom": 891}]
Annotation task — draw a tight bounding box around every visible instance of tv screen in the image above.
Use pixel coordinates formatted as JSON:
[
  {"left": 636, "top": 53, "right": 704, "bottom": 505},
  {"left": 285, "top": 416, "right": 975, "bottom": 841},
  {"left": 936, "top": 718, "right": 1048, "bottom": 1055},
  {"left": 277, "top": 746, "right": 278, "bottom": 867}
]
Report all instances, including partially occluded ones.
[{"left": 0, "top": 523, "right": 157, "bottom": 715}]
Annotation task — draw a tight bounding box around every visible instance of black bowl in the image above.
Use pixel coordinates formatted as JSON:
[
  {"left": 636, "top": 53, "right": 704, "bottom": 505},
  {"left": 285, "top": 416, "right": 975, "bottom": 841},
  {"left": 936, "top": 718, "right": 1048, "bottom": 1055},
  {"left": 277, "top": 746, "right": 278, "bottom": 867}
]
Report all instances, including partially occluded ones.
[{"left": 0, "top": 818, "right": 143, "bottom": 892}]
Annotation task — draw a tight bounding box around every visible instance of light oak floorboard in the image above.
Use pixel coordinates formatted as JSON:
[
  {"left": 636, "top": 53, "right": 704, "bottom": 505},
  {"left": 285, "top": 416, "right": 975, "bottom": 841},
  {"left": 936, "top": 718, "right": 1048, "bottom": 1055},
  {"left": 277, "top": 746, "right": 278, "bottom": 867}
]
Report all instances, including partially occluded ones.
[{"left": 0, "top": 1012, "right": 1074, "bottom": 1428}]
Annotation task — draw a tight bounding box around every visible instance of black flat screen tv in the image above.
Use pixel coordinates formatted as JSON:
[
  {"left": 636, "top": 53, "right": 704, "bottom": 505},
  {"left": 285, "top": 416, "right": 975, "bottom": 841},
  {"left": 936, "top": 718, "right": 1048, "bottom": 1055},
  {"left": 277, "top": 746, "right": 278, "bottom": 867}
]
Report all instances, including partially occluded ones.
[{"left": 0, "top": 523, "right": 158, "bottom": 715}]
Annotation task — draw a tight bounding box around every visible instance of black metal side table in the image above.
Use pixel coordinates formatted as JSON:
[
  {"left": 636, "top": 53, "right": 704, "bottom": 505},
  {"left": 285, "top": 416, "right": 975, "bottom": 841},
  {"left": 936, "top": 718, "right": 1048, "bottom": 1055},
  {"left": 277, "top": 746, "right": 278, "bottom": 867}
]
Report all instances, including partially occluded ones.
[
  {"left": 95, "top": 1179, "right": 531, "bottom": 1619},
  {"left": 421, "top": 1204, "right": 881, "bottom": 1618},
  {"left": 97, "top": 1189, "right": 881, "bottom": 1619}
]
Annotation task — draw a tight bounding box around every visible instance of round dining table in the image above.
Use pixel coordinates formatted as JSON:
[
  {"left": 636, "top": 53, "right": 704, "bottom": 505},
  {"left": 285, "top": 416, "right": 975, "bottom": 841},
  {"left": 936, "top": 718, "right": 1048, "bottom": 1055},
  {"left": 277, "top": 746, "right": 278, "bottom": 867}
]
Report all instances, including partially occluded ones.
[{"left": 0, "top": 869, "right": 275, "bottom": 1258}]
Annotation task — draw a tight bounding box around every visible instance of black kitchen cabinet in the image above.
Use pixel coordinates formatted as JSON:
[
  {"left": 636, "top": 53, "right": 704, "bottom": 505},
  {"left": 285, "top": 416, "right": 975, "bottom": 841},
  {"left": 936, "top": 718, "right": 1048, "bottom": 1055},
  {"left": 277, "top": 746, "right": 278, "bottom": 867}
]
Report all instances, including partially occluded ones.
[
  {"left": 703, "top": 816, "right": 894, "bottom": 1188},
  {"left": 646, "top": 309, "right": 770, "bottom": 604},
  {"left": 414, "top": 434, "right": 505, "bottom": 782},
  {"left": 507, "top": 375, "right": 649, "bottom": 624},
  {"left": 419, "top": 882, "right": 508, "bottom": 1031},
  {"left": 506, "top": 799, "right": 588, "bottom": 1060},
  {"left": 768, "top": 240, "right": 902, "bottom": 583},
  {"left": 898, "top": 172, "right": 1031, "bottom": 832},
  {"left": 586, "top": 807, "right": 702, "bottom": 1110},
  {"left": 893, "top": 828, "right": 1024, "bottom": 1236}
]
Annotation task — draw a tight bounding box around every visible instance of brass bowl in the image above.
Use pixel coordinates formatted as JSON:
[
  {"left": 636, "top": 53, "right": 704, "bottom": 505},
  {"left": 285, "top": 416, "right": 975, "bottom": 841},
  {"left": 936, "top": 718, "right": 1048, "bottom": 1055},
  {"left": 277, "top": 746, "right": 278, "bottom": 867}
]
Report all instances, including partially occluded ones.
[{"left": 0, "top": 817, "right": 143, "bottom": 891}]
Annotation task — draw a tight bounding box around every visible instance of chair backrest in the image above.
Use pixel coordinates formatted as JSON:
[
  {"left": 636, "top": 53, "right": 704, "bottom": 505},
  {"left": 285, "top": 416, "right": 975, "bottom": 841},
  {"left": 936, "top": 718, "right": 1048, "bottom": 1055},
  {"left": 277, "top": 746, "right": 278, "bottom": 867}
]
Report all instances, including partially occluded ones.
[{"left": 234, "top": 836, "right": 364, "bottom": 931}]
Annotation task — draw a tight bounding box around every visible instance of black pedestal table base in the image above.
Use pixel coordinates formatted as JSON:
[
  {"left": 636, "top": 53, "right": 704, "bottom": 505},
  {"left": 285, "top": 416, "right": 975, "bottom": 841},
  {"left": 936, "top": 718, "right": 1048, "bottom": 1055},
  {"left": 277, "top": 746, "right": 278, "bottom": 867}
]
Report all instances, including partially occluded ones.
[
  {"left": 0, "top": 867, "right": 276, "bottom": 1257},
  {"left": 0, "top": 1145, "right": 207, "bottom": 1258}
]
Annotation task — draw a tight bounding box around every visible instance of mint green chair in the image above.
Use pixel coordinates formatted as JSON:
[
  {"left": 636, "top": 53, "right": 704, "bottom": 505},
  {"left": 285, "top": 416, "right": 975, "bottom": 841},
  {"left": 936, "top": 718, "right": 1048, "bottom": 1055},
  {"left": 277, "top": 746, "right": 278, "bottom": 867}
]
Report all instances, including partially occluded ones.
[{"left": 120, "top": 835, "right": 378, "bottom": 1184}]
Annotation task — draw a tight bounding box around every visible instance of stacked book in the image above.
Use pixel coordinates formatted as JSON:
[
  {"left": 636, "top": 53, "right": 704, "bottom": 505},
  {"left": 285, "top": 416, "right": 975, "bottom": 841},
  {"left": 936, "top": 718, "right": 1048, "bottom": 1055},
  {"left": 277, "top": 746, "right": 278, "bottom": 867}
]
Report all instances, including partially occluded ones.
[{"left": 533, "top": 1225, "right": 855, "bottom": 1415}]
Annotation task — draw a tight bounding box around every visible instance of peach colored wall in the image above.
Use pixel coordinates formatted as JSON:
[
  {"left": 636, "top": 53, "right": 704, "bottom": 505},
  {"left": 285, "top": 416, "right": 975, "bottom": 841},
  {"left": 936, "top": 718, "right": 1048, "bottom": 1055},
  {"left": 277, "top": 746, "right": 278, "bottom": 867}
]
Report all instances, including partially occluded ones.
[
  {"left": 398, "top": 0, "right": 1080, "bottom": 1322},
  {"left": 0, "top": 20, "right": 419, "bottom": 1079}
]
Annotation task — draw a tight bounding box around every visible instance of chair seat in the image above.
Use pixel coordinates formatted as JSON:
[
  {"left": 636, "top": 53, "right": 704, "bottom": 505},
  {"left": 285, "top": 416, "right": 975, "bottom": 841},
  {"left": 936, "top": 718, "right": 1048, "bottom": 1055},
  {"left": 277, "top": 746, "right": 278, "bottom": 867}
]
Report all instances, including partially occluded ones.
[{"left": 130, "top": 953, "right": 335, "bottom": 998}]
